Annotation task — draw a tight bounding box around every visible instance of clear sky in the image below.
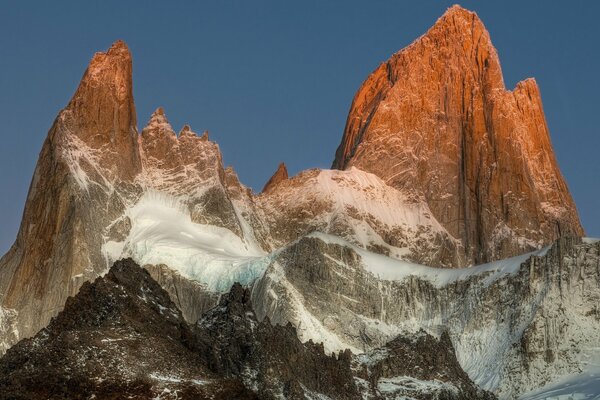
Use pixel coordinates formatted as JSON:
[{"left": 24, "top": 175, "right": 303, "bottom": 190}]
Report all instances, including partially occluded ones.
[{"left": 0, "top": 1, "right": 598, "bottom": 254}]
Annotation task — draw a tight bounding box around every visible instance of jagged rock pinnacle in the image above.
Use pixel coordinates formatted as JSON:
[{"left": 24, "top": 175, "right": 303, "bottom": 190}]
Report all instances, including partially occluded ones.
[
  {"left": 262, "top": 162, "right": 289, "bottom": 193},
  {"left": 61, "top": 39, "right": 141, "bottom": 180}
]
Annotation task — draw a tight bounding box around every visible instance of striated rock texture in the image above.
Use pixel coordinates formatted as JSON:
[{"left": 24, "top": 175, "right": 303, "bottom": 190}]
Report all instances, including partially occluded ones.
[
  {"left": 332, "top": 5, "right": 583, "bottom": 265},
  {"left": 262, "top": 162, "right": 289, "bottom": 193},
  {"left": 0, "top": 41, "right": 260, "bottom": 349},
  {"left": 252, "top": 233, "right": 600, "bottom": 397},
  {"left": 0, "top": 41, "right": 142, "bottom": 347},
  {"left": 0, "top": 259, "right": 494, "bottom": 400}
]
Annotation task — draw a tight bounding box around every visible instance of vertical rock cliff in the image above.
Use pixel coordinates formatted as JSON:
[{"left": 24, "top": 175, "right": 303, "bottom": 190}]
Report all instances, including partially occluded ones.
[
  {"left": 332, "top": 5, "right": 583, "bottom": 265},
  {"left": 0, "top": 41, "right": 256, "bottom": 348},
  {"left": 0, "top": 41, "right": 141, "bottom": 346}
]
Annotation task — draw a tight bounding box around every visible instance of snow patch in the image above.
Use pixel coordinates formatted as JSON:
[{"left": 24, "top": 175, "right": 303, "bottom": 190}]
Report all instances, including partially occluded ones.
[
  {"left": 308, "top": 231, "right": 549, "bottom": 288},
  {"left": 109, "top": 190, "right": 270, "bottom": 292},
  {"left": 519, "top": 368, "right": 600, "bottom": 400}
]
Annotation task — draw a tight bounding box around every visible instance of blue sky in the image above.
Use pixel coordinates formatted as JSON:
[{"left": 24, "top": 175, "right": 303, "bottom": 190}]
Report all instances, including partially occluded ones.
[{"left": 0, "top": 1, "right": 598, "bottom": 253}]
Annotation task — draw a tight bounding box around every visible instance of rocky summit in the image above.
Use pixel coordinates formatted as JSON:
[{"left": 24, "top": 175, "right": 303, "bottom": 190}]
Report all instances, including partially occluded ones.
[
  {"left": 0, "top": 4, "right": 593, "bottom": 400},
  {"left": 333, "top": 5, "right": 583, "bottom": 266}
]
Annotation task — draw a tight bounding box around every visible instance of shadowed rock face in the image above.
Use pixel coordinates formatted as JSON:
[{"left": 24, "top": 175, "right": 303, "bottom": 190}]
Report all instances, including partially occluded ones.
[
  {"left": 332, "top": 5, "right": 583, "bottom": 265},
  {"left": 252, "top": 233, "right": 600, "bottom": 397},
  {"left": 0, "top": 259, "right": 495, "bottom": 400},
  {"left": 0, "top": 259, "right": 256, "bottom": 400}
]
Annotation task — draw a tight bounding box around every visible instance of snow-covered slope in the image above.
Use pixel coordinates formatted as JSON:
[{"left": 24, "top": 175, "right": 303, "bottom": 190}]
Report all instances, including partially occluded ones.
[
  {"left": 519, "top": 367, "right": 600, "bottom": 400},
  {"left": 257, "top": 167, "right": 463, "bottom": 267},
  {"left": 105, "top": 190, "right": 269, "bottom": 292},
  {"left": 251, "top": 234, "right": 600, "bottom": 398}
]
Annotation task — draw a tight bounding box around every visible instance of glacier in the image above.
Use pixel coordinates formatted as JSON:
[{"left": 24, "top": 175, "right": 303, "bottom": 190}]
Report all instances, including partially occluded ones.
[{"left": 103, "top": 190, "right": 271, "bottom": 292}]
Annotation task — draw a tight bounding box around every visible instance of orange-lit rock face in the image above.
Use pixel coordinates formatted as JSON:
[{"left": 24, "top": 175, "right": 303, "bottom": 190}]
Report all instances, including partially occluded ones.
[
  {"left": 332, "top": 5, "right": 583, "bottom": 265},
  {"left": 62, "top": 40, "right": 141, "bottom": 181},
  {"left": 262, "top": 162, "right": 289, "bottom": 193}
]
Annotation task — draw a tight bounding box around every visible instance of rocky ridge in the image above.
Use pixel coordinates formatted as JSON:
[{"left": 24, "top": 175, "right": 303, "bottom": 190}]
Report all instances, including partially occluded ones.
[
  {"left": 0, "top": 259, "right": 493, "bottom": 400},
  {"left": 0, "top": 5, "right": 589, "bottom": 400},
  {"left": 262, "top": 162, "right": 289, "bottom": 193}
]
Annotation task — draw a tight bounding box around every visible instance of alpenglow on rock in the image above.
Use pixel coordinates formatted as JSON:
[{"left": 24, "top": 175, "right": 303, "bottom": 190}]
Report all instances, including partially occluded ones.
[
  {"left": 0, "top": 41, "right": 143, "bottom": 349},
  {"left": 332, "top": 5, "right": 583, "bottom": 266},
  {"left": 262, "top": 162, "right": 289, "bottom": 193},
  {"left": 0, "top": 7, "right": 589, "bottom": 399}
]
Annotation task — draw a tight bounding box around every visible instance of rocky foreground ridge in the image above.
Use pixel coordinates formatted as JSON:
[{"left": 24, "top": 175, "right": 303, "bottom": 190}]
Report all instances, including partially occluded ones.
[
  {"left": 0, "top": 259, "right": 494, "bottom": 400},
  {"left": 0, "top": 4, "right": 591, "bottom": 400}
]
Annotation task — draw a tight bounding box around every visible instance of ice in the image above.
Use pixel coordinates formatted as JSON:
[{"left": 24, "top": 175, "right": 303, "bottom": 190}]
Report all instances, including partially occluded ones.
[{"left": 111, "top": 190, "right": 270, "bottom": 292}]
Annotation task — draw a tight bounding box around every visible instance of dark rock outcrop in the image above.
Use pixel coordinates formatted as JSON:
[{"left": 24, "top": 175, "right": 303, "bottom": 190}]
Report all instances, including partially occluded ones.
[
  {"left": 195, "top": 282, "right": 360, "bottom": 400},
  {"left": 0, "top": 259, "right": 494, "bottom": 399},
  {"left": 0, "top": 258, "right": 254, "bottom": 399},
  {"left": 355, "top": 331, "right": 495, "bottom": 399}
]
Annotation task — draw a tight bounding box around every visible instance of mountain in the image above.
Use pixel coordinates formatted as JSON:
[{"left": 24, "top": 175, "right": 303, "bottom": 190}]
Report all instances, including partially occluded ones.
[
  {"left": 0, "top": 258, "right": 253, "bottom": 399},
  {"left": 332, "top": 5, "right": 583, "bottom": 266},
  {"left": 0, "top": 259, "right": 494, "bottom": 400},
  {"left": 0, "top": 4, "right": 593, "bottom": 399},
  {"left": 252, "top": 232, "right": 600, "bottom": 398},
  {"left": 262, "top": 162, "right": 289, "bottom": 193},
  {"left": 0, "top": 41, "right": 142, "bottom": 348}
]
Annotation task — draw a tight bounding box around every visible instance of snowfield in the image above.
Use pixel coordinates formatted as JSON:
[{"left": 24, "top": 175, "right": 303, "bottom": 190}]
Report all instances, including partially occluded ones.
[{"left": 103, "top": 190, "right": 270, "bottom": 292}]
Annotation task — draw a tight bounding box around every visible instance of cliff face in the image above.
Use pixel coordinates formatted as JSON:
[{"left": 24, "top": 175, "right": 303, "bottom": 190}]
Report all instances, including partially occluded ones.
[
  {"left": 332, "top": 5, "right": 583, "bottom": 265},
  {"left": 0, "top": 41, "right": 141, "bottom": 345},
  {"left": 0, "top": 259, "right": 494, "bottom": 400},
  {"left": 0, "top": 41, "right": 253, "bottom": 348},
  {"left": 252, "top": 234, "right": 600, "bottom": 397}
]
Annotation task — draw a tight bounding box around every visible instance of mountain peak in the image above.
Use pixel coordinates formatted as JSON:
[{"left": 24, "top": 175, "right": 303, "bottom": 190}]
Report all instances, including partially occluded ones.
[
  {"left": 433, "top": 5, "right": 486, "bottom": 36},
  {"left": 142, "top": 107, "right": 174, "bottom": 138},
  {"left": 332, "top": 6, "right": 582, "bottom": 265},
  {"left": 152, "top": 106, "right": 165, "bottom": 116},
  {"left": 56, "top": 40, "right": 141, "bottom": 180},
  {"left": 107, "top": 39, "right": 130, "bottom": 53},
  {"left": 443, "top": 4, "right": 476, "bottom": 19},
  {"left": 178, "top": 124, "right": 195, "bottom": 138},
  {"left": 81, "top": 40, "right": 133, "bottom": 95},
  {"left": 262, "top": 162, "right": 288, "bottom": 193}
]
